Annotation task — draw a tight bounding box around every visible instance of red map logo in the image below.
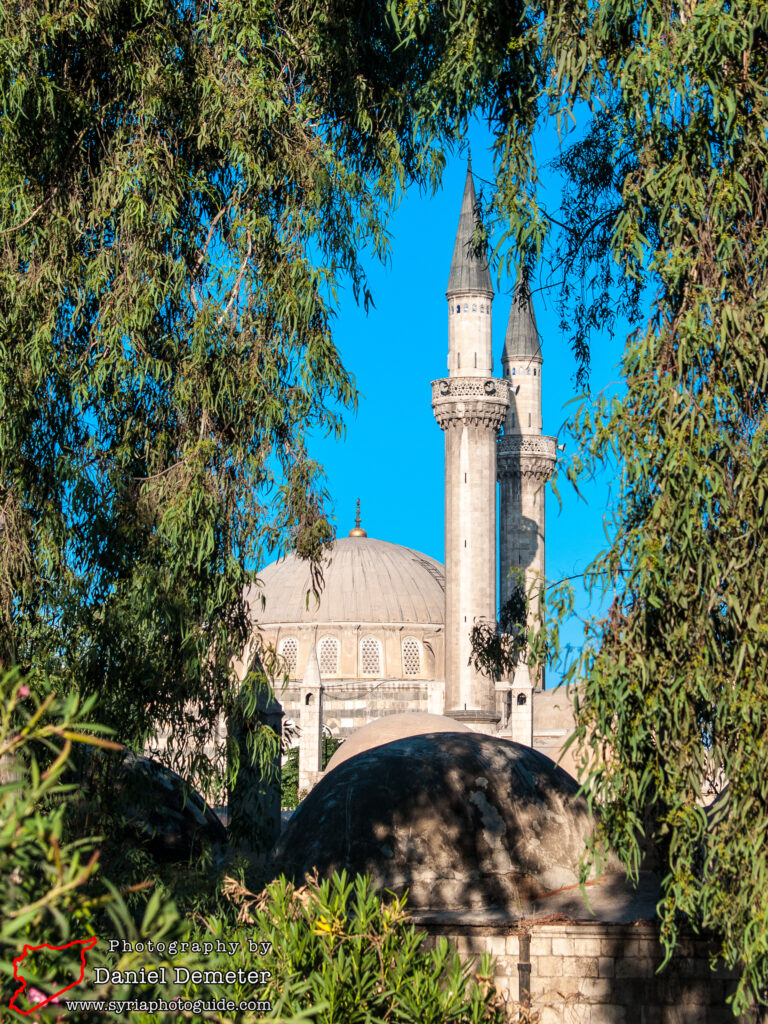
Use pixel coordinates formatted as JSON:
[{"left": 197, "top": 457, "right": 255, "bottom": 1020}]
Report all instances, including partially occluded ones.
[{"left": 10, "top": 936, "right": 97, "bottom": 1015}]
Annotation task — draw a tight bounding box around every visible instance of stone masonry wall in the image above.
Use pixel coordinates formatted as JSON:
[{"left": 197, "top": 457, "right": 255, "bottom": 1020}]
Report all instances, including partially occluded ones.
[
  {"left": 280, "top": 680, "right": 436, "bottom": 741},
  {"left": 415, "top": 918, "right": 765, "bottom": 1024}
]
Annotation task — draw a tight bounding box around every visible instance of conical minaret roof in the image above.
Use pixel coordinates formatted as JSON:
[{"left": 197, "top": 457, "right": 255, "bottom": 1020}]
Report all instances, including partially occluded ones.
[
  {"left": 503, "top": 270, "right": 541, "bottom": 361},
  {"left": 447, "top": 161, "right": 493, "bottom": 295},
  {"left": 302, "top": 644, "right": 322, "bottom": 688}
]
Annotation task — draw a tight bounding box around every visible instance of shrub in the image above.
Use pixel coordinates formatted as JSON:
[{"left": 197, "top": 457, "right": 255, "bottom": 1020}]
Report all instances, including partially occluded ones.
[
  {"left": 224, "top": 870, "right": 507, "bottom": 1024},
  {"left": 0, "top": 672, "right": 509, "bottom": 1023}
]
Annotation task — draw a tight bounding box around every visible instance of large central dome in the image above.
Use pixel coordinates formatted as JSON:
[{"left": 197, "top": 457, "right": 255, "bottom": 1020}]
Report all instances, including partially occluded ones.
[{"left": 250, "top": 536, "right": 445, "bottom": 626}]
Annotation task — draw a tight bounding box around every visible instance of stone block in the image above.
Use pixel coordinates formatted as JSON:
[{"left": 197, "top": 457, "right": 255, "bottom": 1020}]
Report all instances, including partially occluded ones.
[
  {"left": 562, "top": 1004, "right": 590, "bottom": 1023},
  {"left": 562, "top": 956, "right": 599, "bottom": 977},
  {"left": 597, "top": 957, "right": 615, "bottom": 978},
  {"left": 534, "top": 955, "right": 564, "bottom": 978},
  {"left": 491, "top": 957, "right": 515, "bottom": 978},
  {"left": 589, "top": 1006, "right": 627, "bottom": 1024},
  {"left": 549, "top": 976, "right": 582, "bottom": 998},
  {"left": 552, "top": 936, "right": 576, "bottom": 956},
  {"left": 655, "top": 974, "right": 715, "bottom": 1007},
  {"left": 538, "top": 1007, "right": 565, "bottom": 1024},
  {"left": 505, "top": 934, "right": 520, "bottom": 956},
  {"left": 530, "top": 934, "right": 551, "bottom": 956},
  {"left": 615, "top": 956, "right": 656, "bottom": 978},
  {"left": 577, "top": 977, "right": 613, "bottom": 1001},
  {"left": 674, "top": 956, "right": 701, "bottom": 977},
  {"left": 492, "top": 975, "right": 512, "bottom": 999},
  {"left": 621, "top": 938, "right": 661, "bottom": 960},
  {"left": 572, "top": 936, "right": 604, "bottom": 957}
]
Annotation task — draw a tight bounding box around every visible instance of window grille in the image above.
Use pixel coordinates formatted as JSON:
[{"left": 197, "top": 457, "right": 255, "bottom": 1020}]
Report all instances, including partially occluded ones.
[
  {"left": 318, "top": 636, "right": 339, "bottom": 676},
  {"left": 278, "top": 637, "right": 298, "bottom": 676},
  {"left": 360, "top": 636, "right": 382, "bottom": 675},
  {"left": 402, "top": 638, "right": 421, "bottom": 676}
]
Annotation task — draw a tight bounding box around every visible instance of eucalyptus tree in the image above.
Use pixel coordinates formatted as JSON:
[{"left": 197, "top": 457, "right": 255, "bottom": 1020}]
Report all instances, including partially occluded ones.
[
  {"left": 392, "top": 0, "right": 768, "bottom": 1010},
  {"left": 0, "top": 0, "right": 455, "bottom": 795},
  {"left": 3, "top": 0, "right": 768, "bottom": 1006}
]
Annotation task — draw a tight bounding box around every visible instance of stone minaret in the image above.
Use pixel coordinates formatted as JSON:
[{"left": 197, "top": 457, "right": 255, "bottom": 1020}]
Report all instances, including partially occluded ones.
[
  {"left": 298, "top": 644, "right": 324, "bottom": 797},
  {"left": 432, "top": 163, "right": 509, "bottom": 733},
  {"left": 497, "top": 272, "right": 557, "bottom": 715}
]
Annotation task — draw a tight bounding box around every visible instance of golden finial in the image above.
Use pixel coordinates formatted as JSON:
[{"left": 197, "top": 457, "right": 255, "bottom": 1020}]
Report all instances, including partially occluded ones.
[{"left": 348, "top": 498, "right": 367, "bottom": 537}]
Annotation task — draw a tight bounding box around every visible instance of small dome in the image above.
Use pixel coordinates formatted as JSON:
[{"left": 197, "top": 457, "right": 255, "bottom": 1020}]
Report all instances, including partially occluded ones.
[
  {"left": 249, "top": 537, "right": 445, "bottom": 626},
  {"left": 325, "top": 713, "right": 470, "bottom": 773},
  {"left": 76, "top": 752, "right": 226, "bottom": 864},
  {"left": 272, "top": 732, "right": 619, "bottom": 914}
]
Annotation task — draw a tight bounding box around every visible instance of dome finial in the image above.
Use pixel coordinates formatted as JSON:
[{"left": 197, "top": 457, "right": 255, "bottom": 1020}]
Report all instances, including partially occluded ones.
[{"left": 349, "top": 498, "right": 367, "bottom": 537}]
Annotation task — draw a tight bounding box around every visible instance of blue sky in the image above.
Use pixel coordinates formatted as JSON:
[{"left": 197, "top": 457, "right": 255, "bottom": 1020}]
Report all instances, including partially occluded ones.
[{"left": 308, "top": 120, "right": 633, "bottom": 687}]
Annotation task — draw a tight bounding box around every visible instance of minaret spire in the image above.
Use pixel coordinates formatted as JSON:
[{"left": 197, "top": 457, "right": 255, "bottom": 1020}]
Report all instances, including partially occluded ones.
[
  {"left": 502, "top": 268, "right": 541, "bottom": 366},
  {"left": 446, "top": 165, "right": 492, "bottom": 297}
]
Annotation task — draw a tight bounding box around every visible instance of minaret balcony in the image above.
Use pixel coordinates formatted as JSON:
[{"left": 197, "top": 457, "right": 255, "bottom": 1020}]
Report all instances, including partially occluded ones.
[
  {"left": 431, "top": 376, "right": 509, "bottom": 431},
  {"left": 497, "top": 434, "right": 557, "bottom": 480}
]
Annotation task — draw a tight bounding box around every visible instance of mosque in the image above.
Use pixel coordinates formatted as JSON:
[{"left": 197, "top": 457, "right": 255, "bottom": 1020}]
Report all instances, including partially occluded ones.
[
  {"left": 246, "top": 162, "right": 577, "bottom": 796},
  {"left": 248, "top": 167, "right": 748, "bottom": 1023}
]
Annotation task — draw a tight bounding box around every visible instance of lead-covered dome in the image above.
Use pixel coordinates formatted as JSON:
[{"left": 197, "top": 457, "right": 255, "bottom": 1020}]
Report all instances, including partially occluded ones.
[
  {"left": 248, "top": 537, "right": 445, "bottom": 626},
  {"left": 272, "top": 731, "right": 624, "bottom": 914}
]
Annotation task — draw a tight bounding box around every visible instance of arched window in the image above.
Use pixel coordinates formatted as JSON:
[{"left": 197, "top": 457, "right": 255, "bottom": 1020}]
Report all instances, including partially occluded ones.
[
  {"left": 512, "top": 367, "right": 516, "bottom": 375},
  {"left": 318, "top": 635, "right": 339, "bottom": 676},
  {"left": 517, "top": 692, "right": 528, "bottom": 706},
  {"left": 360, "top": 636, "right": 382, "bottom": 676},
  {"left": 402, "top": 637, "right": 421, "bottom": 676},
  {"left": 533, "top": 368, "right": 537, "bottom": 376},
  {"left": 278, "top": 637, "right": 298, "bottom": 677}
]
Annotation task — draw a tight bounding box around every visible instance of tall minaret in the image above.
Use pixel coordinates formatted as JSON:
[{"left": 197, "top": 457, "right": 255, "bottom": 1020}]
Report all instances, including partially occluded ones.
[
  {"left": 432, "top": 162, "right": 509, "bottom": 733},
  {"left": 497, "top": 272, "right": 557, "bottom": 701}
]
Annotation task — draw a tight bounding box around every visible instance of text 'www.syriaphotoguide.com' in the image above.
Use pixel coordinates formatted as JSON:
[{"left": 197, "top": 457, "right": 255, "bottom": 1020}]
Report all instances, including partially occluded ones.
[{"left": 64, "top": 997, "right": 272, "bottom": 1014}]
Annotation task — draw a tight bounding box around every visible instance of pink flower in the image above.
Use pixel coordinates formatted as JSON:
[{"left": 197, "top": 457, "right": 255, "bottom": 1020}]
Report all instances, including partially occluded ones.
[{"left": 17, "top": 685, "right": 30, "bottom": 698}]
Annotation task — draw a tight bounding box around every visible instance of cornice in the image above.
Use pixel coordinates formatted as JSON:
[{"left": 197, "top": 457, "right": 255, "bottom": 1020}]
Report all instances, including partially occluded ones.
[
  {"left": 431, "top": 377, "right": 509, "bottom": 431},
  {"left": 497, "top": 434, "right": 557, "bottom": 480}
]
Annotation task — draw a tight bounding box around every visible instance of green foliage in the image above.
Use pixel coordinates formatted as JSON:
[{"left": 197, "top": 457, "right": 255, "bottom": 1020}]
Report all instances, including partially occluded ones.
[
  {"left": 0, "top": 669, "right": 181, "bottom": 1018},
  {"left": 4, "top": 0, "right": 768, "bottom": 1011},
  {"left": 537, "top": 1, "right": 768, "bottom": 1013},
  {"left": 281, "top": 734, "right": 342, "bottom": 810},
  {"left": 392, "top": 0, "right": 768, "bottom": 1012},
  {"left": 228, "top": 870, "right": 506, "bottom": 1024},
  {"left": 0, "top": 0, "right": 451, "bottom": 799},
  {"left": 0, "top": 670, "right": 114, "bottom": 960},
  {"left": 0, "top": 671, "right": 507, "bottom": 1022},
  {"left": 470, "top": 569, "right": 529, "bottom": 680}
]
